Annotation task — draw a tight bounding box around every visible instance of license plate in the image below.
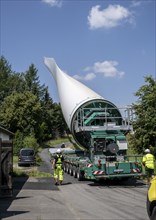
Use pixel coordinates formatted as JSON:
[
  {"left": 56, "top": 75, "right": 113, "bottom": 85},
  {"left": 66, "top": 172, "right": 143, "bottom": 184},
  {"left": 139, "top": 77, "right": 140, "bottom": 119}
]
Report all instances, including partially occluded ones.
[
  {"left": 106, "top": 163, "right": 115, "bottom": 167},
  {"left": 114, "top": 169, "right": 123, "bottom": 173}
]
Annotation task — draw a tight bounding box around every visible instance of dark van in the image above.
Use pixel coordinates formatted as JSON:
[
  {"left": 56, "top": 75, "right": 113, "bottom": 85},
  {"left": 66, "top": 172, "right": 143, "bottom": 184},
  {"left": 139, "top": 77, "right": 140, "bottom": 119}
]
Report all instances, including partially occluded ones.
[{"left": 18, "top": 148, "right": 36, "bottom": 166}]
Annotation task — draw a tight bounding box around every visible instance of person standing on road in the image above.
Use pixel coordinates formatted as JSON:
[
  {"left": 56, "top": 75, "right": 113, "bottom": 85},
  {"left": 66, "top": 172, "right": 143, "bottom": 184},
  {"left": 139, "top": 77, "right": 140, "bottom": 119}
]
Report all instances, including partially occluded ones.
[
  {"left": 61, "top": 143, "right": 65, "bottom": 148},
  {"left": 52, "top": 149, "right": 64, "bottom": 185},
  {"left": 142, "top": 149, "right": 155, "bottom": 184}
]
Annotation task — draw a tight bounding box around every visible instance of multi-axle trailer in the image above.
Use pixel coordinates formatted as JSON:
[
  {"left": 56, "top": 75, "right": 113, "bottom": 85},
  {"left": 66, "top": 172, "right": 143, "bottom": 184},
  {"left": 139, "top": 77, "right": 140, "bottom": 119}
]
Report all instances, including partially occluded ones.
[{"left": 44, "top": 57, "right": 144, "bottom": 181}]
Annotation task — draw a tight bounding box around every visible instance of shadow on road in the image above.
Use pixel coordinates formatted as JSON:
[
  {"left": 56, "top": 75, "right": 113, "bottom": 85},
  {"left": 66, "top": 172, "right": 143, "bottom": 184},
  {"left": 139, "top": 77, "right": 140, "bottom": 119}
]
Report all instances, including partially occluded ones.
[
  {"left": 0, "top": 176, "right": 29, "bottom": 219},
  {"left": 61, "top": 182, "right": 72, "bottom": 186},
  {"left": 88, "top": 178, "right": 147, "bottom": 188}
]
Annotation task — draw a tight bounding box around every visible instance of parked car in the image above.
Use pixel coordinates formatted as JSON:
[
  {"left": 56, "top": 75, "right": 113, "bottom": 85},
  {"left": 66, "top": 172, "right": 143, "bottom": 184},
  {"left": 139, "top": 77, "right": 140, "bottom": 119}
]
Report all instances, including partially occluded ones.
[
  {"left": 147, "top": 176, "right": 156, "bottom": 220},
  {"left": 18, "top": 148, "right": 36, "bottom": 166}
]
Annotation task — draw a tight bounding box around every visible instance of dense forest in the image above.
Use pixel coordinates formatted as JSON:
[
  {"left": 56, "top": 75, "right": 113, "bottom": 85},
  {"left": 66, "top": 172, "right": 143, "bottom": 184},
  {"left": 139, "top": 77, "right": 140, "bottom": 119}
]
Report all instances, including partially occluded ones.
[
  {"left": 0, "top": 56, "right": 68, "bottom": 154},
  {"left": 0, "top": 56, "right": 156, "bottom": 156}
]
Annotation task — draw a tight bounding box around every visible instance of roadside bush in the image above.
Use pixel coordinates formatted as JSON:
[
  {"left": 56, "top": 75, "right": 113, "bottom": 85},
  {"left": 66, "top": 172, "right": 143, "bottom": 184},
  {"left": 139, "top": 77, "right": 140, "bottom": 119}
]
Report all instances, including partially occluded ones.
[
  {"left": 13, "top": 130, "right": 24, "bottom": 155},
  {"left": 13, "top": 132, "right": 39, "bottom": 155},
  {"left": 23, "top": 134, "right": 39, "bottom": 152}
]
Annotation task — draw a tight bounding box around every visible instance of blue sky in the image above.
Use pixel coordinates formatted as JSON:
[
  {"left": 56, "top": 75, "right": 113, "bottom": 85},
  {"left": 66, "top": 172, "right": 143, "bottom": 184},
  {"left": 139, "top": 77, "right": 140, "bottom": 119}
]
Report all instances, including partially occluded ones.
[{"left": 1, "top": 0, "right": 155, "bottom": 107}]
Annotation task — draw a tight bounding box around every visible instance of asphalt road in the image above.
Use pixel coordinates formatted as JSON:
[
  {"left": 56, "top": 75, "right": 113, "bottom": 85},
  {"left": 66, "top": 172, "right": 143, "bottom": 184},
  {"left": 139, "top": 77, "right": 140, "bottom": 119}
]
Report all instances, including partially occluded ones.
[{"left": 0, "top": 148, "right": 149, "bottom": 220}]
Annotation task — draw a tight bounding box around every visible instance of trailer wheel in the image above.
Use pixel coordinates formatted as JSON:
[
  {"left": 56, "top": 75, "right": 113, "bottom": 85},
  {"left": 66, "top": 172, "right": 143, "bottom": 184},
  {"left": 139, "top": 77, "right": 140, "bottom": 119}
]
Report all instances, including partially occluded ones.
[
  {"left": 64, "top": 164, "right": 66, "bottom": 172},
  {"left": 73, "top": 166, "right": 77, "bottom": 178},
  {"left": 67, "top": 165, "right": 70, "bottom": 174},
  {"left": 151, "top": 206, "right": 156, "bottom": 220},
  {"left": 65, "top": 164, "right": 67, "bottom": 172},
  {"left": 66, "top": 164, "right": 69, "bottom": 174},
  {"left": 69, "top": 165, "right": 73, "bottom": 176},
  {"left": 77, "top": 168, "right": 84, "bottom": 181}
]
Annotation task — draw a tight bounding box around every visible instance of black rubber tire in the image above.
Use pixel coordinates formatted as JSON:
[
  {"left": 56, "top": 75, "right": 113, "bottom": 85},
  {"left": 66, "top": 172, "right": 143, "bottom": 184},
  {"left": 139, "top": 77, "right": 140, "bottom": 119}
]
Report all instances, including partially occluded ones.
[
  {"left": 69, "top": 165, "right": 73, "bottom": 176},
  {"left": 64, "top": 164, "right": 66, "bottom": 172},
  {"left": 77, "top": 168, "right": 84, "bottom": 181},
  {"left": 151, "top": 206, "right": 156, "bottom": 220},
  {"left": 67, "top": 164, "right": 70, "bottom": 174},
  {"left": 73, "top": 166, "right": 77, "bottom": 178},
  {"left": 65, "top": 164, "right": 69, "bottom": 173}
]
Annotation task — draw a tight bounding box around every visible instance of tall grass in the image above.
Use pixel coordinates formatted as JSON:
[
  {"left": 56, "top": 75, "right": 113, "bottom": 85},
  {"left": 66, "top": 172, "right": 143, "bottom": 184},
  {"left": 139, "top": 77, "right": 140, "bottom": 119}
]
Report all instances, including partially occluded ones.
[{"left": 45, "top": 137, "right": 71, "bottom": 147}]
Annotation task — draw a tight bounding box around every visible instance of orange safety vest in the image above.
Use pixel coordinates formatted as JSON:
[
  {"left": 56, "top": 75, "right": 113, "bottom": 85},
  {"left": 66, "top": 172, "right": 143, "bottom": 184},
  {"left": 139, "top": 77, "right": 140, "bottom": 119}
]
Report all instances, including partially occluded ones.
[{"left": 142, "top": 153, "right": 155, "bottom": 169}]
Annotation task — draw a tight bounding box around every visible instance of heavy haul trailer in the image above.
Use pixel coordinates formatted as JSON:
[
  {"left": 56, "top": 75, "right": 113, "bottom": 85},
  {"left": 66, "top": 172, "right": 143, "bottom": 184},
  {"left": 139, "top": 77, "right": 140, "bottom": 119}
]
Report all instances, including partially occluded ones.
[
  {"left": 63, "top": 106, "right": 143, "bottom": 181},
  {"left": 44, "top": 57, "right": 143, "bottom": 181}
]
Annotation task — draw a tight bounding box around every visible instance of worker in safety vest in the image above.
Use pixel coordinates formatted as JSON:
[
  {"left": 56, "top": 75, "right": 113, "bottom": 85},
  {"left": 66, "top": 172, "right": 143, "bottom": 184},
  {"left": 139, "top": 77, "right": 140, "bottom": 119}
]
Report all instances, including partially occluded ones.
[
  {"left": 52, "top": 149, "right": 64, "bottom": 185},
  {"left": 142, "top": 149, "right": 155, "bottom": 183}
]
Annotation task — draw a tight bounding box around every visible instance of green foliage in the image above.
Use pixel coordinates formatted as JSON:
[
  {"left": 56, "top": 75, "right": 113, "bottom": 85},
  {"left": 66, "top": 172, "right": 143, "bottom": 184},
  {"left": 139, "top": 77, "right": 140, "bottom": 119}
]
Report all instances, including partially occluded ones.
[
  {"left": 13, "top": 156, "right": 18, "bottom": 163},
  {"left": 0, "top": 56, "right": 24, "bottom": 103},
  {"left": 46, "top": 137, "right": 71, "bottom": 146},
  {"left": 13, "top": 168, "right": 52, "bottom": 177},
  {"left": 0, "top": 91, "right": 42, "bottom": 135},
  {"left": 52, "top": 103, "right": 68, "bottom": 138},
  {"left": 13, "top": 130, "right": 24, "bottom": 155},
  {"left": 23, "top": 134, "right": 39, "bottom": 152},
  {"left": 131, "top": 76, "right": 156, "bottom": 156},
  {"left": 24, "top": 64, "right": 45, "bottom": 100},
  {"left": 13, "top": 131, "right": 39, "bottom": 155},
  {"left": 0, "top": 56, "right": 12, "bottom": 103},
  {"left": 0, "top": 56, "right": 68, "bottom": 146}
]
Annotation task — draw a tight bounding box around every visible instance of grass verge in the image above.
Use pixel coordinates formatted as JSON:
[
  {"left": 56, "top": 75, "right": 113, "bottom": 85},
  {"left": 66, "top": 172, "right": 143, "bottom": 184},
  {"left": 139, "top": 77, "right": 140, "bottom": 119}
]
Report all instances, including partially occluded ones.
[
  {"left": 13, "top": 154, "right": 51, "bottom": 178},
  {"left": 13, "top": 167, "right": 52, "bottom": 178}
]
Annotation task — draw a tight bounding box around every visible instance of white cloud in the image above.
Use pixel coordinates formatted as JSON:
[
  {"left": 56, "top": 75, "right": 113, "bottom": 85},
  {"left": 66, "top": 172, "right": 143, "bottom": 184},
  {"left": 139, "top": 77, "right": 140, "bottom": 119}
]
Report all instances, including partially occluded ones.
[
  {"left": 88, "top": 4, "right": 133, "bottom": 29},
  {"left": 73, "top": 73, "right": 96, "bottom": 81},
  {"left": 74, "top": 60, "right": 124, "bottom": 81},
  {"left": 86, "top": 61, "right": 125, "bottom": 78},
  {"left": 94, "top": 61, "right": 125, "bottom": 78},
  {"left": 42, "top": 0, "right": 62, "bottom": 7},
  {"left": 130, "top": 1, "right": 141, "bottom": 8}
]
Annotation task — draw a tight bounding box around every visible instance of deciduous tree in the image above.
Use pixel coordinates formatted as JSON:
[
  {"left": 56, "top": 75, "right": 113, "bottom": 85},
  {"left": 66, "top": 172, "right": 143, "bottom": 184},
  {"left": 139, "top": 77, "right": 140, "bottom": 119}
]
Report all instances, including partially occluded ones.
[{"left": 129, "top": 76, "right": 156, "bottom": 155}]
